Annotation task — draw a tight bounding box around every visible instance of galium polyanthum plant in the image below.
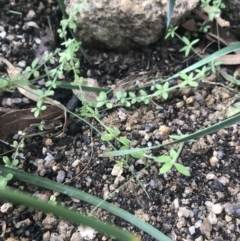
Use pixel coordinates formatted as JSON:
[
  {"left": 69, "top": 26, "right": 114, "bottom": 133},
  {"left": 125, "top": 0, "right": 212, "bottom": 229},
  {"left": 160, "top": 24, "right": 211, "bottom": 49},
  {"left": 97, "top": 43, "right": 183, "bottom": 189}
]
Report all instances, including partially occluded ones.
[{"left": 0, "top": 0, "right": 232, "bottom": 181}]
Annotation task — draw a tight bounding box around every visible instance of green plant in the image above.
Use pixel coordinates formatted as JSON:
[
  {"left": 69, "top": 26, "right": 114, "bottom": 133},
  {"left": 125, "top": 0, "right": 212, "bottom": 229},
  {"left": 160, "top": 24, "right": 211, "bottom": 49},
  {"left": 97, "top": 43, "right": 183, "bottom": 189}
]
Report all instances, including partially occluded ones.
[
  {"left": 145, "top": 140, "right": 190, "bottom": 176},
  {"left": 0, "top": 131, "right": 24, "bottom": 187},
  {"left": 200, "top": 0, "right": 225, "bottom": 21}
]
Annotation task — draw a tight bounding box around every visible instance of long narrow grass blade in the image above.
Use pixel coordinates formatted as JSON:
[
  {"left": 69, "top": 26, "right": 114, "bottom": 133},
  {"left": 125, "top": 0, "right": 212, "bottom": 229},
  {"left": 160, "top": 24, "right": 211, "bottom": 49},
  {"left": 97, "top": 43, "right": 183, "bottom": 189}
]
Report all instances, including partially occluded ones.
[
  {"left": 167, "top": 0, "right": 176, "bottom": 28},
  {"left": 57, "top": 81, "right": 110, "bottom": 93},
  {"left": 104, "top": 112, "right": 240, "bottom": 156},
  {"left": 0, "top": 187, "right": 139, "bottom": 241},
  {"left": 165, "top": 43, "right": 240, "bottom": 82},
  {"left": 0, "top": 166, "right": 173, "bottom": 241}
]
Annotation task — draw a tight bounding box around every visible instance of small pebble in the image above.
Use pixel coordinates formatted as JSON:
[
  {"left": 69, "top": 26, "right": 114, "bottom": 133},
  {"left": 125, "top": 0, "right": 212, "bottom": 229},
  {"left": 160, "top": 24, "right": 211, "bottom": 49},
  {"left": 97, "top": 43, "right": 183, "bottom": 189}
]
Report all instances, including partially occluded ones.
[
  {"left": 45, "top": 138, "right": 53, "bottom": 146},
  {"left": 200, "top": 218, "right": 212, "bottom": 238},
  {"left": 208, "top": 212, "right": 217, "bottom": 224},
  {"left": 212, "top": 203, "right": 223, "bottom": 214},
  {"left": 100, "top": 144, "right": 106, "bottom": 150},
  {"left": 206, "top": 173, "right": 216, "bottom": 180},
  {"left": 1, "top": 203, "right": 13, "bottom": 213},
  {"left": 209, "top": 156, "right": 218, "bottom": 166},
  {"left": 185, "top": 96, "right": 195, "bottom": 104},
  {"left": 178, "top": 207, "right": 191, "bottom": 217},
  {"left": 17, "top": 60, "right": 26, "bottom": 68},
  {"left": 224, "top": 203, "right": 240, "bottom": 217},
  {"left": 71, "top": 159, "right": 80, "bottom": 168},
  {"left": 195, "top": 220, "right": 202, "bottom": 228},
  {"left": 12, "top": 98, "right": 22, "bottom": 103},
  {"left": 56, "top": 170, "right": 65, "bottom": 183},
  {"left": 189, "top": 226, "right": 195, "bottom": 235},
  {"left": 217, "top": 176, "right": 229, "bottom": 185},
  {"left": 217, "top": 150, "right": 224, "bottom": 159},
  {"left": 111, "top": 165, "right": 123, "bottom": 176},
  {"left": 225, "top": 215, "right": 232, "bottom": 222},
  {"left": 45, "top": 153, "right": 54, "bottom": 162},
  {"left": 42, "top": 214, "right": 58, "bottom": 229}
]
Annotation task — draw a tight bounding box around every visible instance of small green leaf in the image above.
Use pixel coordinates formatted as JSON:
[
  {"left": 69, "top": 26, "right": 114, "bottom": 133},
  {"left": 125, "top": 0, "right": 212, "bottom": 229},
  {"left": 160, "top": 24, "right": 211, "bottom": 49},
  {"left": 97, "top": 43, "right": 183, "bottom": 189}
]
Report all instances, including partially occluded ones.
[
  {"left": 162, "top": 92, "right": 168, "bottom": 100},
  {"left": 179, "top": 72, "right": 188, "bottom": 80},
  {"left": 3, "top": 156, "right": 10, "bottom": 165},
  {"left": 144, "top": 99, "right": 149, "bottom": 105},
  {"left": 159, "top": 162, "right": 173, "bottom": 174},
  {"left": 34, "top": 109, "right": 40, "bottom": 117},
  {"left": 174, "top": 163, "right": 190, "bottom": 176},
  {"left": 124, "top": 101, "right": 131, "bottom": 107},
  {"left": 129, "top": 92, "right": 136, "bottom": 98},
  {"left": 12, "top": 159, "right": 19, "bottom": 166},
  {"left": 116, "top": 92, "right": 122, "bottom": 100},
  {"left": 119, "top": 137, "right": 131, "bottom": 147},
  {"left": 101, "top": 134, "right": 114, "bottom": 141},
  {"left": 131, "top": 98, "right": 137, "bottom": 104},
  {"left": 131, "top": 151, "right": 144, "bottom": 159},
  {"left": 189, "top": 81, "right": 198, "bottom": 87},
  {"left": 6, "top": 173, "right": 13, "bottom": 180},
  {"left": 106, "top": 103, "right": 113, "bottom": 109},
  {"left": 13, "top": 141, "right": 18, "bottom": 148},
  {"left": 181, "top": 36, "right": 190, "bottom": 45},
  {"left": 155, "top": 84, "right": 163, "bottom": 90},
  {"left": 155, "top": 155, "right": 171, "bottom": 163},
  {"left": 163, "top": 81, "right": 169, "bottom": 90},
  {"left": 41, "top": 105, "right": 47, "bottom": 111},
  {"left": 97, "top": 92, "right": 107, "bottom": 101},
  {"left": 169, "top": 149, "right": 177, "bottom": 159},
  {"left": 96, "top": 101, "right": 105, "bottom": 108},
  {"left": 31, "top": 58, "right": 39, "bottom": 68}
]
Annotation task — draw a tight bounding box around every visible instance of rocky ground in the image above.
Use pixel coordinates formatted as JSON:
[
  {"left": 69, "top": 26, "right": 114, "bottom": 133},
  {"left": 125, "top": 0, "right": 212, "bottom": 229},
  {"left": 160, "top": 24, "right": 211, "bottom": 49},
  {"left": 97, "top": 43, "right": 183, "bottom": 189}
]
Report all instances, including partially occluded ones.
[{"left": 1, "top": 0, "right": 240, "bottom": 241}]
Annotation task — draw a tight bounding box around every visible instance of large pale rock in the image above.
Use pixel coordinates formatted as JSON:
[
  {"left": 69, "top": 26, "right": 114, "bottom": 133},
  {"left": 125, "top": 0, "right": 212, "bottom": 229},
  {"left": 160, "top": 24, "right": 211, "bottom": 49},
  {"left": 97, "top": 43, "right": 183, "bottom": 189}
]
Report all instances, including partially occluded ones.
[{"left": 64, "top": 0, "right": 199, "bottom": 50}]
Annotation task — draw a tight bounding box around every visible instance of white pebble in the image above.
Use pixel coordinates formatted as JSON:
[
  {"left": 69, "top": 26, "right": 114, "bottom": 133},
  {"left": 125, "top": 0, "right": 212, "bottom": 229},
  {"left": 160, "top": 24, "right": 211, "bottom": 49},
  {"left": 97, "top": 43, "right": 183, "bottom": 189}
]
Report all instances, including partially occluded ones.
[
  {"left": 209, "top": 156, "right": 218, "bottom": 166},
  {"left": 208, "top": 212, "right": 217, "bottom": 224},
  {"left": 17, "top": 60, "right": 26, "bottom": 68},
  {"left": 212, "top": 203, "right": 223, "bottom": 214},
  {"left": 100, "top": 144, "right": 106, "bottom": 150},
  {"left": 111, "top": 165, "right": 123, "bottom": 176},
  {"left": 178, "top": 207, "right": 191, "bottom": 217},
  {"left": 206, "top": 173, "right": 216, "bottom": 180},
  {"left": 173, "top": 198, "right": 180, "bottom": 210},
  {"left": 71, "top": 159, "right": 80, "bottom": 167},
  {"left": 44, "top": 153, "right": 54, "bottom": 162},
  {"left": 189, "top": 226, "right": 195, "bottom": 235},
  {"left": 0, "top": 30, "right": 6, "bottom": 38},
  {"left": 195, "top": 220, "right": 202, "bottom": 228}
]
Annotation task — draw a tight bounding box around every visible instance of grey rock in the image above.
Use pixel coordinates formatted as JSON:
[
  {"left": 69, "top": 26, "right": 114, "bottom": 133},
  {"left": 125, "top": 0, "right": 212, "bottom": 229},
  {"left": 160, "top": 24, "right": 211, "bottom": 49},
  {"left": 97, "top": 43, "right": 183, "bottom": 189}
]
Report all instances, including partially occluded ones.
[{"left": 64, "top": 0, "right": 199, "bottom": 49}]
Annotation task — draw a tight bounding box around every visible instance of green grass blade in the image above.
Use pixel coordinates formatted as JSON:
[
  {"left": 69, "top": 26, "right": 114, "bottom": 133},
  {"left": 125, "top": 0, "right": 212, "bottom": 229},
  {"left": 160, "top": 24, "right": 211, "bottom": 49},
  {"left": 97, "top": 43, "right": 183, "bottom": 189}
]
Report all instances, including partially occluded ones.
[
  {"left": 165, "top": 43, "right": 240, "bottom": 82},
  {"left": 0, "top": 166, "right": 173, "bottom": 241},
  {"left": 0, "top": 187, "right": 139, "bottom": 241},
  {"left": 104, "top": 112, "right": 240, "bottom": 157},
  {"left": 57, "top": 81, "right": 110, "bottom": 93},
  {"left": 129, "top": 43, "right": 240, "bottom": 92},
  {"left": 167, "top": 0, "right": 176, "bottom": 28}
]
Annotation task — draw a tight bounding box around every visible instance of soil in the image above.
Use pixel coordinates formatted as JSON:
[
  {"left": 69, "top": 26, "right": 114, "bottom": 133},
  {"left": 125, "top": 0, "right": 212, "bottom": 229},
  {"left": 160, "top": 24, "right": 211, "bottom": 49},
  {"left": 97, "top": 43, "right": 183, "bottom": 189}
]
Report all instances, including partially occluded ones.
[{"left": 1, "top": 1, "right": 240, "bottom": 241}]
